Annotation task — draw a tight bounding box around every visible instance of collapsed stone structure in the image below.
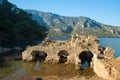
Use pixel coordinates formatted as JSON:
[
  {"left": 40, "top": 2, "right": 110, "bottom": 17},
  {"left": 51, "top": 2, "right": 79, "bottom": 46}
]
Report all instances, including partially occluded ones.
[{"left": 22, "top": 35, "right": 120, "bottom": 80}]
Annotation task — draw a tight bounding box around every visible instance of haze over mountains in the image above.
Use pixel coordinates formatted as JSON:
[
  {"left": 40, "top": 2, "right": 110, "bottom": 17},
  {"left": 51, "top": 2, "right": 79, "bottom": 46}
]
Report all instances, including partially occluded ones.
[{"left": 26, "top": 9, "right": 120, "bottom": 37}]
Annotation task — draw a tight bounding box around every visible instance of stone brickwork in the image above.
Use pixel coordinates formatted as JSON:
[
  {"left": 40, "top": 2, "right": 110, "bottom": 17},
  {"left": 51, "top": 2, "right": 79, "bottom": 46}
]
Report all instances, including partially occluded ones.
[{"left": 22, "top": 35, "right": 120, "bottom": 80}]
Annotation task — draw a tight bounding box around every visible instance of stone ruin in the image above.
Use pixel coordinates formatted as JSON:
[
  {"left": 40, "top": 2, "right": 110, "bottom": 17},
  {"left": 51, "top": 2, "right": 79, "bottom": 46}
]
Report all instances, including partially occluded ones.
[
  {"left": 22, "top": 35, "right": 99, "bottom": 63},
  {"left": 22, "top": 35, "right": 120, "bottom": 80}
]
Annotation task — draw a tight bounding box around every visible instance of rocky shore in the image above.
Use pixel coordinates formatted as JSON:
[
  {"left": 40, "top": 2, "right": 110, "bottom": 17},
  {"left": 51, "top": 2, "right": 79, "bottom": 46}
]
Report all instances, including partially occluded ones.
[{"left": 0, "top": 47, "right": 23, "bottom": 61}]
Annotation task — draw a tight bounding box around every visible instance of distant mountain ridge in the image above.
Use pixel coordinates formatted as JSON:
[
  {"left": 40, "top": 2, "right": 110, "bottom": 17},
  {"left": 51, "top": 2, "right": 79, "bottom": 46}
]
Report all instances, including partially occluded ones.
[{"left": 26, "top": 9, "right": 120, "bottom": 37}]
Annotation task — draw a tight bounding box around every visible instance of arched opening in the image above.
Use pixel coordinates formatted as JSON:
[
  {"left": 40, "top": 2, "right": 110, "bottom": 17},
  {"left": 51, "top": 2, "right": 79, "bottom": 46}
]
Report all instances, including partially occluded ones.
[
  {"left": 98, "top": 47, "right": 106, "bottom": 54},
  {"left": 31, "top": 51, "right": 47, "bottom": 62},
  {"left": 79, "top": 51, "right": 93, "bottom": 69},
  {"left": 58, "top": 50, "right": 69, "bottom": 63}
]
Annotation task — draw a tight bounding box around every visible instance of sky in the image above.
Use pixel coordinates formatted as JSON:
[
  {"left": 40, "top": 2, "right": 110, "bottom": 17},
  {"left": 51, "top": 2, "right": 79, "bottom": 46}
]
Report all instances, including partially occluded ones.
[{"left": 8, "top": 0, "right": 120, "bottom": 26}]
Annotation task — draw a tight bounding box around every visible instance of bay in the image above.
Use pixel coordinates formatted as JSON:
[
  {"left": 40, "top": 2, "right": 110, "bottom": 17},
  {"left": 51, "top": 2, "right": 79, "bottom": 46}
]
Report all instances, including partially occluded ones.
[
  {"left": 99, "top": 38, "right": 120, "bottom": 58},
  {"left": 0, "top": 39, "right": 43, "bottom": 48},
  {"left": 0, "top": 37, "right": 120, "bottom": 79},
  {"left": 0, "top": 37, "right": 120, "bottom": 58}
]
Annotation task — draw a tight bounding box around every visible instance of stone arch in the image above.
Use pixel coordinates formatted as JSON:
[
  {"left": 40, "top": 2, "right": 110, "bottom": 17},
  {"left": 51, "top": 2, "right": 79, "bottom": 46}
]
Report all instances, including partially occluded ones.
[
  {"left": 79, "top": 51, "right": 94, "bottom": 69},
  {"left": 31, "top": 51, "right": 47, "bottom": 62},
  {"left": 58, "top": 50, "right": 69, "bottom": 63}
]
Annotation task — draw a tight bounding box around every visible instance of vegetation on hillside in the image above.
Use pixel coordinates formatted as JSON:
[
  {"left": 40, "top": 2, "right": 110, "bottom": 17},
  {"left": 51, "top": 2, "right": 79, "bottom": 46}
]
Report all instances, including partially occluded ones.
[
  {"left": 0, "top": 0, "right": 48, "bottom": 41},
  {"left": 27, "top": 10, "right": 120, "bottom": 37}
]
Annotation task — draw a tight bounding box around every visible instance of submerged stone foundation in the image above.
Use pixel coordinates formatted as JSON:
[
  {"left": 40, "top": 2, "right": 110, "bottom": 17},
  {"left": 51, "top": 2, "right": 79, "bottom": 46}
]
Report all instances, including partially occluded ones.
[{"left": 22, "top": 35, "right": 120, "bottom": 80}]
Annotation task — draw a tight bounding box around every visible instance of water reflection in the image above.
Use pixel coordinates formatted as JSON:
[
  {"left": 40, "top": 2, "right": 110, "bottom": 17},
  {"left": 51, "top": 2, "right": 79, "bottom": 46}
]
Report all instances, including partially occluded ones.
[
  {"left": 80, "top": 61, "right": 89, "bottom": 69},
  {"left": 34, "top": 61, "right": 40, "bottom": 71},
  {"left": 0, "top": 60, "right": 95, "bottom": 80},
  {"left": 0, "top": 61, "right": 21, "bottom": 79},
  {"left": 35, "top": 78, "right": 43, "bottom": 80},
  {"left": 22, "top": 62, "right": 95, "bottom": 79},
  {"left": 22, "top": 62, "right": 79, "bottom": 78}
]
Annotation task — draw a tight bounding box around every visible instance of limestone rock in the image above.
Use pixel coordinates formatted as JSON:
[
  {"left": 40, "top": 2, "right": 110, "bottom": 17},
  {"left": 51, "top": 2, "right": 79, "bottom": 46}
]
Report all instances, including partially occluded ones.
[
  {"left": 104, "top": 47, "right": 114, "bottom": 59},
  {"left": 92, "top": 55, "right": 120, "bottom": 80},
  {"left": 22, "top": 35, "right": 101, "bottom": 63},
  {"left": 22, "top": 35, "right": 117, "bottom": 79}
]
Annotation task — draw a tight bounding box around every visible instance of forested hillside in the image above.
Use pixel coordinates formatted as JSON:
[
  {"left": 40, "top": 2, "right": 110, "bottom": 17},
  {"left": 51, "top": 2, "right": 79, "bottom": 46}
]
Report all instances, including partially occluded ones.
[
  {"left": 0, "top": 0, "right": 48, "bottom": 41},
  {"left": 26, "top": 9, "right": 120, "bottom": 37}
]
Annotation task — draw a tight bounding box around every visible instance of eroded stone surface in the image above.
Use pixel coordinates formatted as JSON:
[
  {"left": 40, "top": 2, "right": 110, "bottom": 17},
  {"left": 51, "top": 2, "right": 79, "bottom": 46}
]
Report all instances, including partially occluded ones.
[
  {"left": 22, "top": 35, "right": 101, "bottom": 63},
  {"left": 22, "top": 35, "right": 118, "bottom": 80}
]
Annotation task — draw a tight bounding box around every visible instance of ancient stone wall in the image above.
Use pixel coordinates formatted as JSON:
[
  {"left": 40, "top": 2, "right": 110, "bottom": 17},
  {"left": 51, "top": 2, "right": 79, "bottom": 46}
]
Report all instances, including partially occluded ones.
[
  {"left": 22, "top": 35, "right": 119, "bottom": 80},
  {"left": 22, "top": 35, "right": 100, "bottom": 64}
]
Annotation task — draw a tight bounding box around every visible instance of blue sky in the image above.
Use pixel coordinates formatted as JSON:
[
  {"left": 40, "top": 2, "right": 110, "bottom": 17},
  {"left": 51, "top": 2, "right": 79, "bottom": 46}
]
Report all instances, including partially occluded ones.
[{"left": 8, "top": 0, "right": 120, "bottom": 26}]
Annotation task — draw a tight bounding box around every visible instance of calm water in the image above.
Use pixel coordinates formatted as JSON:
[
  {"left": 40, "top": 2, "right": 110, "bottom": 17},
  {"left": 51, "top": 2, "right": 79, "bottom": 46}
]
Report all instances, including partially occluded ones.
[
  {"left": 0, "top": 37, "right": 69, "bottom": 48},
  {"left": 99, "top": 38, "right": 120, "bottom": 58},
  {"left": 0, "top": 61, "right": 95, "bottom": 80},
  {"left": 0, "top": 37, "right": 120, "bottom": 79},
  {"left": 0, "top": 39, "right": 43, "bottom": 48}
]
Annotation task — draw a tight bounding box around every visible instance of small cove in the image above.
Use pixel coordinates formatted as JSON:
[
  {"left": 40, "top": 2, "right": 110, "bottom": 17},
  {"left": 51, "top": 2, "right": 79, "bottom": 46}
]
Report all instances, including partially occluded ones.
[
  {"left": 0, "top": 37, "right": 120, "bottom": 79},
  {"left": 99, "top": 38, "right": 120, "bottom": 58}
]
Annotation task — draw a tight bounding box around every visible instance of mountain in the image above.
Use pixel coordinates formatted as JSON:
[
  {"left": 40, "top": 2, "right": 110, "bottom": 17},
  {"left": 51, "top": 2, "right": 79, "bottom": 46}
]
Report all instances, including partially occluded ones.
[
  {"left": 26, "top": 9, "right": 120, "bottom": 37},
  {"left": 0, "top": 0, "right": 48, "bottom": 41}
]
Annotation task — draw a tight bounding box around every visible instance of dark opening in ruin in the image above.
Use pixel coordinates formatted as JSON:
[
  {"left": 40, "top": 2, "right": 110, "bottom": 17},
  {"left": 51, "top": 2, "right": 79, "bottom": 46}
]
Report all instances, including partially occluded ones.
[
  {"left": 31, "top": 51, "right": 47, "bottom": 62},
  {"left": 98, "top": 47, "right": 106, "bottom": 54},
  {"left": 58, "top": 50, "right": 69, "bottom": 63},
  {"left": 79, "top": 51, "right": 93, "bottom": 69}
]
